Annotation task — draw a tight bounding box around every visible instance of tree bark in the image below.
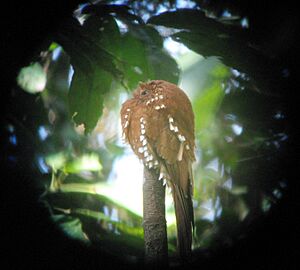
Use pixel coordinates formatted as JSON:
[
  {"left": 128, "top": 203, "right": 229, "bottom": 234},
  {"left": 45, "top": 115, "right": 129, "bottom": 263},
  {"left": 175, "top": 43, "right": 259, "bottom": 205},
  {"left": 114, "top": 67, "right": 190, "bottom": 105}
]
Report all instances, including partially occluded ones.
[{"left": 143, "top": 167, "right": 168, "bottom": 268}]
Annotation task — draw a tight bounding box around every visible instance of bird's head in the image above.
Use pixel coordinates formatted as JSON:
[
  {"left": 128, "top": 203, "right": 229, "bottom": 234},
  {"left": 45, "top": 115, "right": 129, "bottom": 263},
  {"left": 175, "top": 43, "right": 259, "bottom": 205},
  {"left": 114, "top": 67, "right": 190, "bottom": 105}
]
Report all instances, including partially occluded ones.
[{"left": 132, "top": 80, "right": 169, "bottom": 108}]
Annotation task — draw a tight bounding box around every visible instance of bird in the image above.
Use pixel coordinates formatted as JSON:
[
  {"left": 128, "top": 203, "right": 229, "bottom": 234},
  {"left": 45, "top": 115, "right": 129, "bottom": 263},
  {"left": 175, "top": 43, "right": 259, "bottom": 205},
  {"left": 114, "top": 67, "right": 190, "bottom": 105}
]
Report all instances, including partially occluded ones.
[{"left": 120, "top": 80, "right": 195, "bottom": 259}]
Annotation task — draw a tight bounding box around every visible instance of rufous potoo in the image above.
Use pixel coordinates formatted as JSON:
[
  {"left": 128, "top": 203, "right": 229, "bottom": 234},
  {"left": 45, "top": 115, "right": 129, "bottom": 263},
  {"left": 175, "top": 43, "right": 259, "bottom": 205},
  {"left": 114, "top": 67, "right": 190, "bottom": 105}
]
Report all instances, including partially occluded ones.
[{"left": 120, "top": 80, "right": 195, "bottom": 258}]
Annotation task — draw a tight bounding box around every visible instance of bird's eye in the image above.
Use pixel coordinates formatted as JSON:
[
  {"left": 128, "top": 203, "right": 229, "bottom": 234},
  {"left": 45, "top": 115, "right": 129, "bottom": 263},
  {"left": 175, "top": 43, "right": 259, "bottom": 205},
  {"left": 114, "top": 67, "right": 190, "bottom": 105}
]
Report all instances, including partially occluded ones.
[{"left": 141, "top": 89, "right": 149, "bottom": 96}]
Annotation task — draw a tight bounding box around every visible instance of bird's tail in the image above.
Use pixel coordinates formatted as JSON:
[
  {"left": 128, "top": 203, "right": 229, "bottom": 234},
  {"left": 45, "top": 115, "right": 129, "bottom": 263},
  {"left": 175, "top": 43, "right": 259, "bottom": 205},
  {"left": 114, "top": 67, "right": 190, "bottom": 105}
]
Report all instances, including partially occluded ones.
[{"left": 172, "top": 183, "right": 194, "bottom": 259}]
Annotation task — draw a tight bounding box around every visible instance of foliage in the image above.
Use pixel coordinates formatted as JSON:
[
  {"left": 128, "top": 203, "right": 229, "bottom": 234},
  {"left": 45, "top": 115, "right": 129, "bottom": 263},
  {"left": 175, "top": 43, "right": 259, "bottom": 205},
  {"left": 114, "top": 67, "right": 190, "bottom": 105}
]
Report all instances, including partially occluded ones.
[
  {"left": 17, "top": 62, "right": 46, "bottom": 93},
  {"left": 55, "top": 5, "right": 179, "bottom": 132},
  {"left": 14, "top": 0, "right": 289, "bottom": 264}
]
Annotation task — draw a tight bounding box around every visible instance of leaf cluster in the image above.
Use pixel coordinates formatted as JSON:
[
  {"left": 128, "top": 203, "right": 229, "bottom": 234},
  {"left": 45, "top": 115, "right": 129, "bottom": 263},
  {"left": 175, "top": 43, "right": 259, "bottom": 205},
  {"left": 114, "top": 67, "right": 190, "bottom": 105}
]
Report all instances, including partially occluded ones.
[{"left": 33, "top": 1, "right": 289, "bottom": 260}]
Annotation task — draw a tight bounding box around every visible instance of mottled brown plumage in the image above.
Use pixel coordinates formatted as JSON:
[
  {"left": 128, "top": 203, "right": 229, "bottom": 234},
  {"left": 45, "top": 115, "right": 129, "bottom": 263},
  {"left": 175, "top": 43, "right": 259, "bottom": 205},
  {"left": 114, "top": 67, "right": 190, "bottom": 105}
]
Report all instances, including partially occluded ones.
[{"left": 120, "top": 80, "right": 195, "bottom": 258}]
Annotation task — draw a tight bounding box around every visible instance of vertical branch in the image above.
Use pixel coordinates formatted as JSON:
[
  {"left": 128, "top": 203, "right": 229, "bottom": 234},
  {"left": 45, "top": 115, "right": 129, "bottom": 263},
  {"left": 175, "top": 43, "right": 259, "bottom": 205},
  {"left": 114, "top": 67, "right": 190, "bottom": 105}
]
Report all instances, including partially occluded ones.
[{"left": 143, "top": 166, "right": 168, "bottom": 267}]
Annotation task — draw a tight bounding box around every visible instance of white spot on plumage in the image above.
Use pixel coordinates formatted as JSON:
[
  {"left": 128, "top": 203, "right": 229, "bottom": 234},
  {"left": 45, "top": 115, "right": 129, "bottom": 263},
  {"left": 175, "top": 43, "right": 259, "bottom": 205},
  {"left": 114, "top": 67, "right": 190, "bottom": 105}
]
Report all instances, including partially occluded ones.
[
  {"left": 124, "top": 121, "right": 129, "bottom": 128},
  {"left": 159, "top": 95, "right": 164, "bottom": 99},
  {"left": 140, "top": 135, "right": 145, "bottom": 141},
  {"left": 168, "top": 117, "right": 174, "bottom": 123},
  {"left": 178, "top": 134, "right": 186, "bottom": 142},
  {"left": 174, "top": 126, "right": 179, "bottom": 132},
  {"left": 169, "top": 123, "right": 174, "bottom": 131},
  {"left": 142, "top": 139, "right": 147, "bottom": 146},
  {"left": 141, "top": 123, "right": 145, "bottom": 129},
  {"left": 155, "top": 106, "right": 160, "bottom": 110},
  {"left": 141, "top": 129, "right": 145, "bottom": 134},
  {"left": 148, "top": 162, "right": 153, "bottom": 169},
  {"left": 177, "top": 142, "right": 184, "bottom": 161},
  {"left": 138, "top": 147, "right": 144, "bottom": 153},
  {"left": 155, "top": 96, "right": 159, "bottom": 101},
  {"left": 126, "top": 108, "right": 130, "bottom": 112},
  {"left": 160, "top": 104, "right": 166, "bottom": 109},
  {"left": 144, "top": 151, "right": 149, "bottom": 157},
  {"left": 124, "top": 114, "right": 128, "bottom": 119},
  {"left": 146, "top": 156, "right": 154, "bottom": 162}
]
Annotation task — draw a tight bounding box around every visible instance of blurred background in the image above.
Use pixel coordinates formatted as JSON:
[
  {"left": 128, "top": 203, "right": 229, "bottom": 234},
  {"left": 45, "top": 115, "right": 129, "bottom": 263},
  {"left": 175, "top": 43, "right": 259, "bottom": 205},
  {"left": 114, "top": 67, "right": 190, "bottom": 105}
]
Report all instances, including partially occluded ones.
[{"left": 2, "top": 0, "right": 298, "bottom": 269}]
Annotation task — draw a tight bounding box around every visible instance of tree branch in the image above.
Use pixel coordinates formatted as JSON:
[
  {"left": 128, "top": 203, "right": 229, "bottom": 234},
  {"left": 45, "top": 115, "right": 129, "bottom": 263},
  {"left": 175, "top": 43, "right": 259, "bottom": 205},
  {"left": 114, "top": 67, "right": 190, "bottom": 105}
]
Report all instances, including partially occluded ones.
[{"left": 143, "top": 166, "right": 168, "bottom": 268}]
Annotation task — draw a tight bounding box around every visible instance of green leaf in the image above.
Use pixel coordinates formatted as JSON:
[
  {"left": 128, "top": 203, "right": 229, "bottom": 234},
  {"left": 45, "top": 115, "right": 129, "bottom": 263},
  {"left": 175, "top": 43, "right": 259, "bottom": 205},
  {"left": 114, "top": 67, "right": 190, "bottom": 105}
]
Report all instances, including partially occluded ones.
[
  {"left": 45, "top": 151, "right": 103, "bottom": 174},
  {"left": 82, "top": 14, "right": 122, "bottom": 58},
  {"left": 17, "top": 62, "right": 46, "bottom": 94},
  {"left": 73, "top": 208, "right": 143, "bottom": 238},
  {"left": 56, "top": 16, "right": 121, "bottom": 131},
  {"left": 63, "top": 153, "right": 102, "bottom": 173},
  {"left": 69, "top": 67, "right": 112, "bottom": 133},
  {"left": 210, "top": 62, "right": 231, "bottom": 79},
  {"left": 193, "top": 70, "right": 228, "bottom": 132},
  {"left": 148, "top": 9, "right": 229, "bottom": 36},
  {"left": 59, "top": 10, "right": 180, "bottom": 130},
  {"left": 147, "top": 49, "right": 179, "bottom": 84},
  {"left": 45, "top": 152, "right": 67, "bottom": 172},
  {"left": 138, "top": 25, "right": 179, "bottom": 84},
  {"left": 119, "top": 25, "right": 179, "bottom": 87},
  {"left": 119, "top": 33, "right": 151, "bottom": 88},
  {"left": 192, "top": 62, "right": 230, "bottom": 158},
  {"left": 148, "top": 9, "right": 273, "bottom": 81},
  {"left": 46, "top": 190, "right": 142, "bottom": 226},
  {"left": 48, "top": 42, "right": 60, "bottom": 52},
  {"left": 52, "top": 214, "right": 89, "bottom": 242},
  {"left": 57, "top": 18, "right": 122, "bottom": 79}
]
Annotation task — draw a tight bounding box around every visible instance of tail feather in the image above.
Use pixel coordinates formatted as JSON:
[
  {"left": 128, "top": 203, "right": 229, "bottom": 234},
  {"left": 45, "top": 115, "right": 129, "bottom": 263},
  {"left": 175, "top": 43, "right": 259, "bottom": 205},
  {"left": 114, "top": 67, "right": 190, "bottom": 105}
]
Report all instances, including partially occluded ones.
[{"left": 172, "top": 183, "right": 193, "bottom": 259}]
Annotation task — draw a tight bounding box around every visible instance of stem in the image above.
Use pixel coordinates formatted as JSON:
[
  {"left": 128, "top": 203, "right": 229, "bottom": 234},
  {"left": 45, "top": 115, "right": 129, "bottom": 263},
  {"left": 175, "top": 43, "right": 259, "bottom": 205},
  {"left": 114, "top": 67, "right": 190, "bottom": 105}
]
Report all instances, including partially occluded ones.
[{"left": 143, "top": 166, "right": 168, "bottom": 268}]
